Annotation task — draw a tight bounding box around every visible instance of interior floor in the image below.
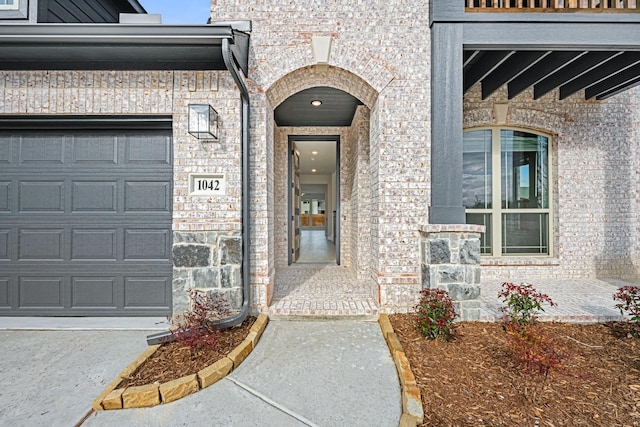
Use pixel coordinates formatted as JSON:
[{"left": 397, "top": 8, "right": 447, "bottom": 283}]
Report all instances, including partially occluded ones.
[
  {"left": 296, "top": 229, "right": 336, "bottom": 263},
  {"left": 268, "top": 264, "right": 378, "bottom": 318}
]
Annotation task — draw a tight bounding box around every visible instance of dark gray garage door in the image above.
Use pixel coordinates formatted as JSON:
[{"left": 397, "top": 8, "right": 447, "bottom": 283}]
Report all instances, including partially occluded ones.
[{"left": 0, "top": 123, "right": 172, "bottom": 316}]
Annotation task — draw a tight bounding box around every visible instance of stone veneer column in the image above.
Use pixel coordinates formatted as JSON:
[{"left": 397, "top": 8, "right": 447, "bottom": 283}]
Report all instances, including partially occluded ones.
[
  {"left": 171, "top": 232, "right": 243, "bottom": 314},
  {"left": 419, "top": 224, "right": 484, "bottom": 321}
]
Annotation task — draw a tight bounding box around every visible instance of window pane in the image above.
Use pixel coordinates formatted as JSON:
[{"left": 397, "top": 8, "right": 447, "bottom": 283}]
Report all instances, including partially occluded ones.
[
  {"left": 501, "top": 130, "right": 549, "bottom": 209},
  {"left": 463, "top": 130, "right": 492, "bottom": 209},
  {"left": 466, "top": 213, "right": 492, "bottom": 254},
  {"left": 502, "top": 213, "right": 549, "bottom": 255}
]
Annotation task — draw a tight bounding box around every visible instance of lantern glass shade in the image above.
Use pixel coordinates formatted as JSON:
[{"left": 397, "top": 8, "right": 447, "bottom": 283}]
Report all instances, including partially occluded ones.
[{"left": 188, "top": 104, "right": 218, "bottom": 141}]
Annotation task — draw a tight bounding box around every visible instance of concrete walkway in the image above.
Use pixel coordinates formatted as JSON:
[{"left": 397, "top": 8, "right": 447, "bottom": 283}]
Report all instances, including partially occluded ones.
[{"left": 0, "top": 320, "right": 401, "bottom": 427}]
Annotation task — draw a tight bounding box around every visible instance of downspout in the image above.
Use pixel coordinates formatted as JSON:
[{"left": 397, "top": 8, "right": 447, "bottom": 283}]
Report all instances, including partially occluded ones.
[
  {"left": 215, "top": 37, "right": 251, "bottom": 329},
  {"left": 146, "top": 37, "right": 251, "bottom": 345}
]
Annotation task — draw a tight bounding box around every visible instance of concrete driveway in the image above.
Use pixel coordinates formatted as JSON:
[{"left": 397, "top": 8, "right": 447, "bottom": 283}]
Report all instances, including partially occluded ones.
[{"left": 0, "top": 329, "right": 152, "bottom": 426}]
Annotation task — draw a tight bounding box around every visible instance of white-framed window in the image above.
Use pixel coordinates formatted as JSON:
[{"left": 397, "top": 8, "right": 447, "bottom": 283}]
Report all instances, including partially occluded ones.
[
  {"left": 0, "top": 0, "right": 28, "bottom": 19},
  {"left": 0, "top": 0, "right": 19, "bottom": 10},
  {"left": 463, "top": 127, "right": 552, "bottom": 257}
]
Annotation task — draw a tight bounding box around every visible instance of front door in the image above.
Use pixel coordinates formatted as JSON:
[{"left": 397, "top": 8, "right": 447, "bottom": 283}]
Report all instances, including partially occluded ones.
[{"left": 289, "top": 142, "right": 301, "bottom": 263}]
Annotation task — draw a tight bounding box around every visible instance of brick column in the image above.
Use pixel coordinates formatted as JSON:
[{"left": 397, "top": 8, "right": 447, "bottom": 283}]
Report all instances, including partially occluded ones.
[{"left": 419, "top": 224, "right": 484, "bottom": 320}]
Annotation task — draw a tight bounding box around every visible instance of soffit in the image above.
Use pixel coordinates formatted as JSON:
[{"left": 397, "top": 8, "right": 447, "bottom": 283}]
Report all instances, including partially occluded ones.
[
  {"left": 462, "top": 20, "right": 640, "bottom": 101},
  {"left": 275, "top": 87, "right": 363, "bottom": 127},
  {"left": 464, "top": 48, "right": 640, "bottom": 100}
]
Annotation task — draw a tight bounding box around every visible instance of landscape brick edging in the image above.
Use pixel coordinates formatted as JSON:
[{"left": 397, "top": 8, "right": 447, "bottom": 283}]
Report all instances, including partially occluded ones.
[
  {"left": 378, "top": 314, "right": 424, "bottom": 427},
  {"left": 92, "top": 314, "right": 269, "bottom": 411}
]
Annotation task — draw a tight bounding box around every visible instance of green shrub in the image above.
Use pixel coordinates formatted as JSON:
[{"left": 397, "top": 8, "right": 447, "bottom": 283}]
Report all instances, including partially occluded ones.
[{"left": 414, "top": 288, "right": 458, "bottom": 342}]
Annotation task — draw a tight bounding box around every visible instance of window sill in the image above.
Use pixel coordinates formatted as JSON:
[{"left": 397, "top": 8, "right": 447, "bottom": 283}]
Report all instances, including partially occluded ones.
[{"left": 481, "top": 257, "right": 560, "bottom": 267}]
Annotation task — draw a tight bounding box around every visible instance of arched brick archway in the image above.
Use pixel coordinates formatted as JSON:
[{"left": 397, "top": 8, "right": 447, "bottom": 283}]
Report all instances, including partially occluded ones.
[{"left": 266, "top": 65, "right": 379, "bottom": 109}]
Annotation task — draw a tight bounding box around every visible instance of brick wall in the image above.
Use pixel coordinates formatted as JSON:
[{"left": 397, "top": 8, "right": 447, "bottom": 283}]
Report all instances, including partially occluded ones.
[
  {"left": 464, "top": 84, "right": 640, "bottom": 282},
  {"left": 212, "top": 0, "right": 432, "bottom": 308}
]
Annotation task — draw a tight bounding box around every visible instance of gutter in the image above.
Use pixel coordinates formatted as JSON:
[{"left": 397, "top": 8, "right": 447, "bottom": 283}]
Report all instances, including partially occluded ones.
[{"left": 146, "top": 38, "right": 251, "bottom": 345}]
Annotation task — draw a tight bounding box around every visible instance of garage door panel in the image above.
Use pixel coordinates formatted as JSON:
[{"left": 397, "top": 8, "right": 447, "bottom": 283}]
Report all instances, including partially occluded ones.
[
  {"left": 124, "top": 181, "right": 170, "bottom": 212},
  {"left": 71, "top": 277, "right": 117, "bottom": 308},
  {"left": 71, "top": 134, "right": 118, "bottom": 165},
  {"left": 19, "top": 276, "right": 64, "bottom": 308},
  {"left": 19, "top": 180, "right": 65, "bottom": 213},
  {"left": 71, "top": 229, "right": 117, "bottom": 260},
  {"left": 0, "top": 229, "right": 8, "bottom": 260},
  {"left": 19, "top": 181, "right": 65, "bottom": 212},
  {"left": 72, "top": 181, "right": 117, "bottom": 212},
  {"left": 125, "top": 134, "right": 170, "bottom": 165},
  {"left": 19, "top": 135, "right": 65, "bottom": 165},
  {"left": 0, "top": 181, "right": 9, "bottom": 212},
  {"left": 124, "top": 276, "right": 170, "bottom": 308},
  {"left": 1, "top": 126, "right": 172, "bottom": 316},
  {"left": 0, "top": 277, "right": 9, "bottom": 308},
  {"left": 19, "top": 229, "right": 64, "bottom": 260},
  {"left": 124, "top": 229, "right": 170, "bottom": 260},
  {"left": 0, "top": 138, "right": 9, "bottom": 163}
]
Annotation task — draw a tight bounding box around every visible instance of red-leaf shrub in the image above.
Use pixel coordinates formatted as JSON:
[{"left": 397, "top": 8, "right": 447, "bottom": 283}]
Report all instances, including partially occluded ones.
[
  {"left": 167, "top": 289, "right": 232, "bottom": 356},
  {"left": 504, "top": 322, "right": 569, "bottom": 377},
  {"left": 613, "top": 285, "right": 640, "bottom": 338},
  {"left": 414, "top": 288, "right": 458, "bottom": 342},
  {"left": 498, "top": 282, "right": 556, "bottom": 327}
]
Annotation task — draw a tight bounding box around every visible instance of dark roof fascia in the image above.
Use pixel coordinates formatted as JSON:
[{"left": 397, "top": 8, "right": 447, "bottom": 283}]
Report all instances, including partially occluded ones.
[
  {"left": 0, "top": 23, "right": 234, "bottom": 44},
  {"left": 125, "top": 0, "right": 146, "bottom": 14},
  {"left": 463, "top": 21, "right": 640, "bottom": 51},
  {"left": 0, "top": 23, "right": 250, "bottom": 73}
]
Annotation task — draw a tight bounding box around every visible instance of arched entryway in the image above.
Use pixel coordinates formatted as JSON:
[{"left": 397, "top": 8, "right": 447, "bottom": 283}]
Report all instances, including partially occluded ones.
[{"left": 265, "top": 65, "right": 380, "bottom": 317}]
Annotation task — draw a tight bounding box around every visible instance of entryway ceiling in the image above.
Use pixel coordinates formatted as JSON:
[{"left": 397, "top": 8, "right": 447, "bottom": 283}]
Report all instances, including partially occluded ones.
[
  {"left": 464, "top": 49, "right": 640, "bottom": 100},
  {"left": 295, "top": 140, "right": 336, "bottom": 175},
  {"left": 274, "top": 87, "right": 362, "bottom": 127}
]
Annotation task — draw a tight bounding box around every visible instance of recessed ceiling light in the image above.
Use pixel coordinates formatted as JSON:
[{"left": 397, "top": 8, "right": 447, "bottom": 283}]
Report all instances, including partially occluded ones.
[
  {"left": 311, "top": 100, "right": 322, "bottom": 107},
  {"left": 311, "top": 169, "right": 317, "bottom": 173},
  {"left": 312, "top": 151, "right": 318, "bottom": 155}
]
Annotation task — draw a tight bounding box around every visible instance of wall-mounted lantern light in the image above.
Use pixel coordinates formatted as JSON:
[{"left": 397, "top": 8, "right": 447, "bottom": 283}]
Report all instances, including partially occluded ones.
[{"left": 188, "top": 104, "right": 218, "bottom": 141}]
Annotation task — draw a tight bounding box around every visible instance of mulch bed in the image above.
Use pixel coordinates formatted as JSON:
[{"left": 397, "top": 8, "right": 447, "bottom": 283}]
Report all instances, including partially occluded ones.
[
  {"left": 120, "top": 316, "right": 255, "bottom": 388},
  {"left": 390, "top": 314, "right": 640, "bottom": 427}
]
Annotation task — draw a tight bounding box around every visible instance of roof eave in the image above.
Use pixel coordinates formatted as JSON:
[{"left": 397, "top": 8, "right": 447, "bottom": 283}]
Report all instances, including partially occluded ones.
[{"left": 0, "top": 23, "right": 250, "bottom": 73}]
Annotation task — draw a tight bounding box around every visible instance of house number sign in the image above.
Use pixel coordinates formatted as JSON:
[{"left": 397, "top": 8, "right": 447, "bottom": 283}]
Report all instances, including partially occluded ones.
[{"left": 189, "top": 173, "right": 226, "bottom": 196}]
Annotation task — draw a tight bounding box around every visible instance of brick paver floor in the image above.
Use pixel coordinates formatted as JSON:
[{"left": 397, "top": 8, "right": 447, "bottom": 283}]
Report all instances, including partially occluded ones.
[
  {"left": 266, "top": 262, "right": 637, "bottom": 323},
  {"left": 479, "top": 278, "right": 636, "bottom": 323},
  {"left": 267, "top": 264, "right": 378, "bottom": 318}
]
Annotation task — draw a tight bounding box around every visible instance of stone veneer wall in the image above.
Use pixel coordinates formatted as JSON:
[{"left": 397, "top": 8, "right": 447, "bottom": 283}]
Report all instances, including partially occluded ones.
[
  {"left": 172, "top": 232, "right": 243, "bottom": 311},
  {"left": 419, "top": 225, "right": 484, "bottom": 321},
  {"left": 212, "top": 0, "right": 432, "bottom": 311},
  {"left": 0, "top": 70, "right": 245, "bottom": 314},
  {"left": 464, "top": 85, "right": 640, "bottom": 282}
]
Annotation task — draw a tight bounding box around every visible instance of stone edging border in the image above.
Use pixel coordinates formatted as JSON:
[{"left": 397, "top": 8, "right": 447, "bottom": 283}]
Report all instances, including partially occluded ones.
[
  {"left": 91, "top": 314, "right": 269, "bottom": 410},
  {"left": 378, "top": 314, "right": 424, "bottom": 427}
]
